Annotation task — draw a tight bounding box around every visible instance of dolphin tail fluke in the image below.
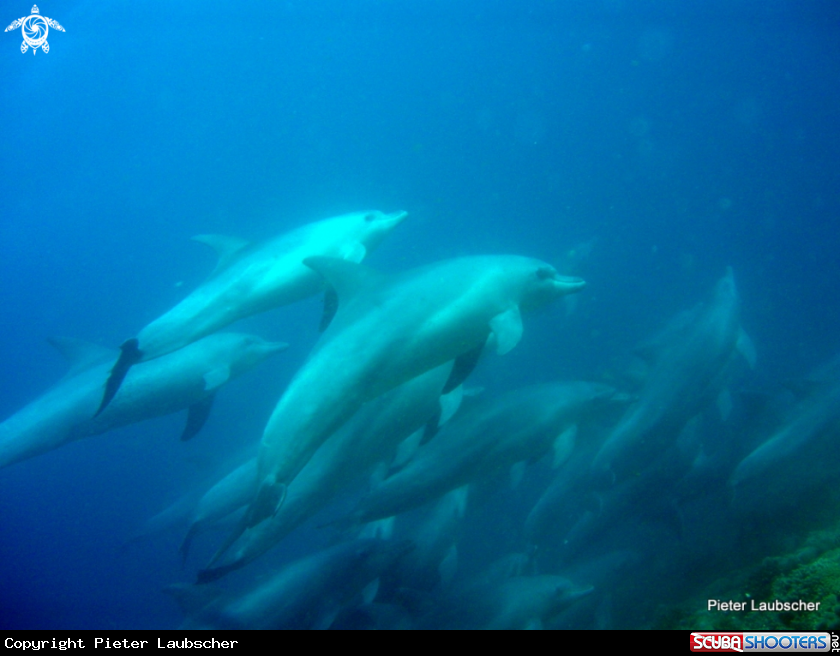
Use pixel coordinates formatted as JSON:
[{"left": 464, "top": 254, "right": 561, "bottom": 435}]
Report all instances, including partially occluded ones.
[{"left": 95, "top": 338, "right": 142, "bottom": 416}]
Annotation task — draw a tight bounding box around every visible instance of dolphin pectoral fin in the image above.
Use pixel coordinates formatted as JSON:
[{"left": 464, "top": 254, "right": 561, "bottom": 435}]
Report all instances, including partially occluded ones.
[
  {"left": 340, "top": 241, "right": 367, "bottom": 263},
  {"left": 489, "top": 306, "right": 523, "bottom": 355},
  {"left": 361, "top": 578, "right": 380, "bottom": 606},
  {"left": 438, "top": 384, "right": 464, "bottom": 426},
  {"left": 392, "top": 428, "right": 424, "bottom": 469},
  {"left": 552, "top": 425, "right": 577, "bottom": 468},
  {"left": 443, "top": 342, "right": 485, "bottom": 393},
  {"left": 319, "top": 287, "right": 339, "bottom": 332},
  {"left": 181, "top": 394, "right": 215, "bottom": 441},
  {"left": 203, "top": 366, "right": 230, "bottom": 391},
  {"left": 450, "top": 485, "right": 469, "bottom": 518},
  {"left": 95, "top": 338, "right": 142, "bottom": 417}
]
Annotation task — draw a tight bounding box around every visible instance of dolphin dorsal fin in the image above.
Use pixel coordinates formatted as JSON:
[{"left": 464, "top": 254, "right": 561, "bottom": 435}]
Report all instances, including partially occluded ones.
[
  {"left": 303, "top": 257, "right": 383, "bottom": 304},
  {"left": 47, "top": 337, "right": 118, "bottom": 376},
  {"left": 191, "top": 234, "right": 252, "bottom": 273}
]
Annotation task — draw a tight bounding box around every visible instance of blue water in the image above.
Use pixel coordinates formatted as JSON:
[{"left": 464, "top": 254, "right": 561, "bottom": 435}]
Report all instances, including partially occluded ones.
[{"left": 1, "top": 0, "right": 839, "bottom": 629}]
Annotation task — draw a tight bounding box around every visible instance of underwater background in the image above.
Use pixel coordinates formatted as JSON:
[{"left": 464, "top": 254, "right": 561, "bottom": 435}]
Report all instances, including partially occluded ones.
[{"left": 1, "top": 0, "right": 840, "bottom": 629}]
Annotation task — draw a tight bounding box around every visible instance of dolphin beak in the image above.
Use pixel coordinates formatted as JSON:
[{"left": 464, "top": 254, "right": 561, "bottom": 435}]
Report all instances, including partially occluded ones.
[
  {"left": 565, "top": 583, "right": 595, "bottom": 601},
  {"left": 384, "top": 210, "right": 409, "bottom": 228},
  {"left": 611, "top": 391, "right": 638, "bottom": 405},
  {"left": 554, "top": 276, "right": 586, "bottom": 295},
  {"left": 265, "top": 341, "right": 291, "bottom": 356}
]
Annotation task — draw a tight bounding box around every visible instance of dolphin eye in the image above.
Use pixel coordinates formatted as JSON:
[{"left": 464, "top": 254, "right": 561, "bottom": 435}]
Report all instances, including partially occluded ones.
[{"left": 536, "top": 267, "right": 556, "bottom": 281}]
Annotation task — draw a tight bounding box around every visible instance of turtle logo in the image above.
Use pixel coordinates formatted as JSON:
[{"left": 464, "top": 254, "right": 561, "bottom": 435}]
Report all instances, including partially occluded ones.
[{"left": 5, "top": 5, "right": 64, "bottom": 55}]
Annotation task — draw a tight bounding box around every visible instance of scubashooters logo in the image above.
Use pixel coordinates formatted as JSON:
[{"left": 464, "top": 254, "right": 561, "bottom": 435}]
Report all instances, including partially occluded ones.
[
  {"left": 690, "top": 632, "right": 835, "bottom": 652},
  {"left": 5, "top": 5, "right": 64, "bottom": 54}
]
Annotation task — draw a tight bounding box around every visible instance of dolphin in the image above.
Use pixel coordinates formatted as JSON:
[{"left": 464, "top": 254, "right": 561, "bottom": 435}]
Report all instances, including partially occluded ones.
[
  {"left": 244, "top": 255, "right": 585, "bottom": 529},
  {"left": 179, "top": 456, "right": 259, "bottom": 564},
  {"left": 123, "top": 488, "right": 202, "bottom": 549},
  {"left": 590, "top": 267, "right": 754, "bottom": 483},
  {"left": 0, "top": 333, "right": 287, "bottom": 469},
  {"left": 524, "top": 430, "right": 616, "bottom": 552},
  {"left": 729, "top": 355, "right": 840, "bottom": 510},
  {"left": 419, "top": 575, "right": 594, "bottom": 630},
  {"left": 551, "top": 423, "right": 700, "bottom": 569},
  {"left": 197, "top": 361, "right": 458, "bottom": 581},
  {"left": 96, "top": 210, "right": 407, "bottom": 415},
  {"left": 378, "top": 485, "right": 471, "bottom": 595},
  {"left": 171, "top": 539, "right": 413, "bottom": 630},
  {"left": 340, "top": 381, "right": 629, "bottom": 526}
]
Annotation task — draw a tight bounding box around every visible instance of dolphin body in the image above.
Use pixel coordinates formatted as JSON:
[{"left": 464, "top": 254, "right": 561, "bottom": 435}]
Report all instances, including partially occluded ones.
[
  {"left": 524, "top": 418, "right": 620, "bottom": 552},
  {"left": 198, "top": 362, "right": 457, "bottom": 582},
  {"left": 342, "top": 381, "right": 629, "bottom": 526},
  {"left": 419, "top": 575, "right": 594, "bottom": 630},
  {"left": 172, "top": 539, "right": 412, "bottom": 630},
  {"left": 179, "top": 456, "right": 259, "bottom": 563},
  {"left": 0, "top": 333, "right": 287, "bottom": 470},
  {"left": 97, "top": 210, "right": 407, "bottom": 414},
  {"left": 378, "top": 485, "right": 471, "bottom": 596},
  {"left": 729, "top": 355, "right": 840, "bottom": 510},
  {"left": 245, "top": 255, "right": 586, "bottom": 529},
  {"left": 591, "top": 267, "right": 754, "bottom": 483},
  {"left": 128, "top": 447, "right": 258, "bottom": 549}
]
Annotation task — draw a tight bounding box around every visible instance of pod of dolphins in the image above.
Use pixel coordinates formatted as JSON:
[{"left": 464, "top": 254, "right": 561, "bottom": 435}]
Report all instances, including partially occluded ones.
[{"left": 3, "top": 208, "right": 837, "bottom": 629}]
